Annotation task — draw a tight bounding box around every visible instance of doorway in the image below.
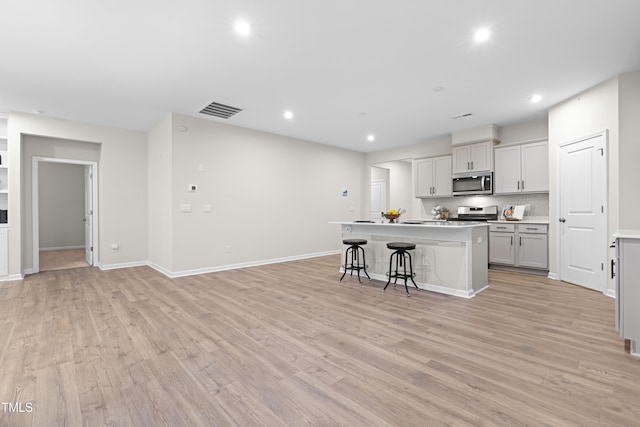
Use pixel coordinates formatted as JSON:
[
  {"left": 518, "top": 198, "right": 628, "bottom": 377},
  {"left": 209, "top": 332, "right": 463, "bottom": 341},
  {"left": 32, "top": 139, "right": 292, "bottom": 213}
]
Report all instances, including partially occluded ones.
[
  {"left": 558, "top": 131, "right": 608, "bottom": 292},
  {"left": 32, "top": 157, "right": 98, "bottom": 273}
]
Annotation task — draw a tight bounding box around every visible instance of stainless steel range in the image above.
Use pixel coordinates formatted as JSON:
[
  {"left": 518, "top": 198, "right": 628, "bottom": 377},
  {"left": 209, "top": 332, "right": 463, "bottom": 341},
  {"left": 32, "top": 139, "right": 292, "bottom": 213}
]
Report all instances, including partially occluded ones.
[{"left": 453, "top": 205, "right": 498, "bottom": 222}]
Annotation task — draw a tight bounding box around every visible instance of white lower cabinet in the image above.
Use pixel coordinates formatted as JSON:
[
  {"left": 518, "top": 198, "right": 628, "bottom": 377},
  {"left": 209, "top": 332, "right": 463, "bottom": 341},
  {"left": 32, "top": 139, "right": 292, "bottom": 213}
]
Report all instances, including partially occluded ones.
[
  {"left": 615, "top": 236, "right": 640, "bottom": 355},
  {"left": 489, "top": 222, "right": 548, "bottom": 271},
  {"left": 0, "top": 228, "right": 8, "bottom": 277}
]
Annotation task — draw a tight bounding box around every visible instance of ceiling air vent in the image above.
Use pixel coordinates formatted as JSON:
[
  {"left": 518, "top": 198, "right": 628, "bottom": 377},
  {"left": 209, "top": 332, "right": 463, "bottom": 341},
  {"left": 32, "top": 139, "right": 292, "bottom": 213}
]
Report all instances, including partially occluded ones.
[
  {"left": 199, "top": 101, "right": 242, "bottom": 119},
  {"left": 452, "top": 113, "right": 473, "bottom": 120}
]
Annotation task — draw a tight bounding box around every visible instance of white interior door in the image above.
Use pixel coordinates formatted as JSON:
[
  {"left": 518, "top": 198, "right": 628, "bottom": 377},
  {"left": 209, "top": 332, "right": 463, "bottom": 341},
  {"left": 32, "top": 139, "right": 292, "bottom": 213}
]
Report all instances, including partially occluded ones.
[
  {"left": 84, "top": 166, "right": 93, "bottom": 265},
  {"left": 371, "top": 179, "right": 387, "bottom": 221},
  {"left": 559, "top": 133, "right": 607, "bottom": 291}
]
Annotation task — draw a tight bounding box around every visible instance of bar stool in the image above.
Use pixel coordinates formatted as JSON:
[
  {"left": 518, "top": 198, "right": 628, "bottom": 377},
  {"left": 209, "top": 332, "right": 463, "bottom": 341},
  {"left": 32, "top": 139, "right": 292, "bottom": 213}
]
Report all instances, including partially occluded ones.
[
  {"left": 339, "top": 239, "right": 371, "bottom": 284},
  {"left": 384, "top": 242, "right": 420, "bottom": 297}
]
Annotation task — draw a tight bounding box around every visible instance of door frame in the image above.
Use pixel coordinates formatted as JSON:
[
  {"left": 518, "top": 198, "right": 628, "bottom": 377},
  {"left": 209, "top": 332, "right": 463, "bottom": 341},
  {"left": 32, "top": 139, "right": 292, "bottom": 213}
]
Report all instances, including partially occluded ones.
[
  {"left": 32, "top": 157, "right": 99, "bottom": 273},
  {"left": 555, "top": 130, "right": 608, "bottom": 292}
]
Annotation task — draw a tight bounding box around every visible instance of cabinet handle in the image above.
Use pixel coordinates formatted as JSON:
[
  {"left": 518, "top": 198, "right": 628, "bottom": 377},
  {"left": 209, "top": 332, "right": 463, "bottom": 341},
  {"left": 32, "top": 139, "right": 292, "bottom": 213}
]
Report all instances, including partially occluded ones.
[
  {"left": 559, "top": 218, "right": 566, "bottom": 223},
  {"left": 471, "top": 161, "right": 474, "bottom": 170},
  {"left": 517, "top": 181, "right": 520, "bottom": 190},
  {"left": 467, "top": 161, "right": 470, "bottom": 170},
  {"left": 519, "top": 237, "right": 522, "bottom": 246},
  {"left": 526, "top": 227, "right": 537, "bottom": 231},
  {"left": 521, "top": 180, "right": 525, "bottom": 190},
  {"left": 611, "top": 259, "right": 616, "bottom": 279},
  {"left": 497, "top": 226, "right": 507, "bottom": 229},
  {"left": 510, "top": 236, "right": 513, "bottom": 245}
]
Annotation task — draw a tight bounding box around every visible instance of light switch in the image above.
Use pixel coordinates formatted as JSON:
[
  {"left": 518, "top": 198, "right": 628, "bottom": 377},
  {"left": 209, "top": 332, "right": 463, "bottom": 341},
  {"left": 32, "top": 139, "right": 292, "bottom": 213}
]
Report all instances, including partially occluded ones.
[
  {"left": 179, "top": 204, "right": 192, "bottom": 213},
  {"left": 203, "top": 204, "right": 212, "bottom": 213}
]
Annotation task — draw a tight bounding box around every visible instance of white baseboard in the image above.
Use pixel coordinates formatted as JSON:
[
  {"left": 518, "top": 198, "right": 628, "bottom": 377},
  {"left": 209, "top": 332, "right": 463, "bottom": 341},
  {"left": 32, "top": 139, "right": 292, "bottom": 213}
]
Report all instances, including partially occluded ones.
[
  {"left": 98, "top": 260, "right": 149, "bottom": 271},
  {"left": 151, "top": 250, "right": 341, "bottom": 279},
  {"left": 0, "top": 273, "right": 25, "bottom": 281},
  {"left": 40, "top": 245, "right": 85, "bottom": 251},
  {"left": 604, "top": 288, "right": 616, "bottom": 299}
]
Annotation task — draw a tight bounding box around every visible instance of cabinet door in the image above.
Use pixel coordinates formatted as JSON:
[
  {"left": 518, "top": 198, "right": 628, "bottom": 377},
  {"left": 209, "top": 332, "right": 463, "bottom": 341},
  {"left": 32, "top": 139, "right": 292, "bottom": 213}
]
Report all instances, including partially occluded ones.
[
  {"left": 414, "top": 158, "right": 434, "bottom": 198},
  {"left": 0, "top": 228, "right": 7, "bottom": 276},
  {"left": 452, "top": 145, "right": 471, "bottom": 174},
  {"left": 517, "top": 233, "right": 548, "bottom": 269},
  {"left": 432, "top": 156, "right": 452, "bottom": 197},
  {"left": 619, "top": 239, "right": 640, "bottom": 342},
  {"left": 489, "top": 232, "right": 515, "bottom": 265},
  {"left": 494, "top": 145, "right": 521, "bottom": 194},
  {"left": 520, "top": 141, "right": 548, "bottom": 193},
  {"left": 469, "top": 142, "right": 492, "bottom": 172}
]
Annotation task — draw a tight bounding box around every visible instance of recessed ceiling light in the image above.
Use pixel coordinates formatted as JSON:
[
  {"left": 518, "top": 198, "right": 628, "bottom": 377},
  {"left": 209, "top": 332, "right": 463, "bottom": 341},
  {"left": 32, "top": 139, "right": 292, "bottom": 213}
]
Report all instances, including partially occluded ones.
[
  {"left": 367, "top": 134, "right": 375, "bottom": 142},
  {"left": 283, "top": 110, "right": 293, "bottom": 120},
  {"left": 530, "top": 94, "right": 543, "bottom": 103},
  {"left": 474, "top": 27, "right": 491, "bottom": 43},
  {"left": 234, "top": 20, "right": 252, "bottom": 36}
]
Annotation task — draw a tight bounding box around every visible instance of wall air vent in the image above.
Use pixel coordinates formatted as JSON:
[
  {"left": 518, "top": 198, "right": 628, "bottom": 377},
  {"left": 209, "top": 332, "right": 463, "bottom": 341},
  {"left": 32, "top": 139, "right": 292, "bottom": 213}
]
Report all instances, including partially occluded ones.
[
  {"left": 452, "top": 113, "right": 473, "bottom": 119},
  {"left": 199, "top": 101, "right": 242, "bottom": 119}
]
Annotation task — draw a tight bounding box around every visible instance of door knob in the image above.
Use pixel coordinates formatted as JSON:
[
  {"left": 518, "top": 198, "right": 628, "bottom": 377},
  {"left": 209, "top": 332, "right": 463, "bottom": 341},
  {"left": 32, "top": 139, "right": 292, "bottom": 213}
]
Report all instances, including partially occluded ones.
[{"left": 559, "top": 217, "right": 566, "bottom": 223}]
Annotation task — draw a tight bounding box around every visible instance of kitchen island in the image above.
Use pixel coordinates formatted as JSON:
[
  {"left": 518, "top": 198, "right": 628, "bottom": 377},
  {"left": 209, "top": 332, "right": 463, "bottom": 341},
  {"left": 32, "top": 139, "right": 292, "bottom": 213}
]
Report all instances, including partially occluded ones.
[{"left": 332, "top": 221, "right": 489, "bottom": 298}]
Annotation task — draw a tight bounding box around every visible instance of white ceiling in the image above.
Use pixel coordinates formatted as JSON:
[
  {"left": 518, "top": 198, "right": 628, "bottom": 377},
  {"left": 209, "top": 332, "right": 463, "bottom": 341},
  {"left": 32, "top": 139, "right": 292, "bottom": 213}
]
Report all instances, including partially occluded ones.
[{"left": 2, "top": 1, "right": 640, "bottom": 152}]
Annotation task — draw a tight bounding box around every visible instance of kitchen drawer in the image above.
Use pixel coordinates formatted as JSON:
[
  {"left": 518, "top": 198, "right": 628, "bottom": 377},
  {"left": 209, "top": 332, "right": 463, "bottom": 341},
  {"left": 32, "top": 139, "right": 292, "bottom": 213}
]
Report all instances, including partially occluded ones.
[
  {"left": 489, "top": 223, "right": 515, "bottom": 232},
  {"left": 517, "top": 224, "right": 548, "bottom": 234}
]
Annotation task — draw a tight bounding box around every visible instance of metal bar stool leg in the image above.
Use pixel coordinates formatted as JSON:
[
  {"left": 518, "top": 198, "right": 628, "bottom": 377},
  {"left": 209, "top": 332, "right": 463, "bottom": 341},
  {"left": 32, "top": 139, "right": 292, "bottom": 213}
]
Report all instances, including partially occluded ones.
[
  {"left": 407, "top": 251, "right": 419, "bottom": 290},
  {"left": 354, "top": 245, "right": 362, "bottom": 283},
  {"left": 383, "top": 250, "right": 395, "bottom": 292},
  {"left": 402, "top": 252, "right": 410, "bottom": 296},
  {"left": 359, "top": 246, "right": 371, "bottom": 281},
  {"left": 339, "top": 245, "right": 351, "bottom": 282}
]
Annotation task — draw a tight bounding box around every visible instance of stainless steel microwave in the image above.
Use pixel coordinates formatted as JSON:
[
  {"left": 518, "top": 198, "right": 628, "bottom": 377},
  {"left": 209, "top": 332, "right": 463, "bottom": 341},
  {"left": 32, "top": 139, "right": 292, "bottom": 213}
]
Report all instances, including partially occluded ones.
[{"left": 452, "top": 172, "right": 493, "bottom": 196}]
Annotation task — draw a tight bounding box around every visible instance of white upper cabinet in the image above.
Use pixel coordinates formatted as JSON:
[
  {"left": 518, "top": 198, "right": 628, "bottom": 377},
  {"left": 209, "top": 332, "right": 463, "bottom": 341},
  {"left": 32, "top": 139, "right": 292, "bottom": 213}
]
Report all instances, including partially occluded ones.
[
  {"left": 452, "top": 141, "right": 493, "bottom": 174},
  {"left": 414, "top": 155, "right": 452, "bottom": 198},
  {"left": 494, "top": 140, "right": 548, "bottom": 194}
]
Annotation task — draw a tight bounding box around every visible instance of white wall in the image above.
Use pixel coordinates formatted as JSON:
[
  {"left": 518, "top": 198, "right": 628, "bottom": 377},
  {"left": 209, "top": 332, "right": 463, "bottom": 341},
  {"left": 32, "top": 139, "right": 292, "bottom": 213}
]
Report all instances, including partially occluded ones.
[
  {"left": 147, "top": 114, "right": 174, "bottom": 271},
  {"left": 498, "top": 118, "right": 548, "bottom": 145},
  {"left": 163, "top": 114, "right": 366, "bottom": 274},
  {"left": 8, "top": 113, "right": 147, "bottom": 275},
  {"left": 548, "top": 76, "right": 619, "bottom": 293},
  {"left": 38, "top": 162, "right": 85, "bottom": 249},
  {"left": 618, "top": 71, "right": 640, "bottom": 229}
]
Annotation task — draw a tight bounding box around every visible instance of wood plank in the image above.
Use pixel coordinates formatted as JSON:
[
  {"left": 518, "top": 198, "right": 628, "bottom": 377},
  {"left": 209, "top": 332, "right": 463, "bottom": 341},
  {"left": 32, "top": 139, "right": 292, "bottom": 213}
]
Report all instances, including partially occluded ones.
[{"left": 0, "top": 256, "right": 638, "bottom": 426}]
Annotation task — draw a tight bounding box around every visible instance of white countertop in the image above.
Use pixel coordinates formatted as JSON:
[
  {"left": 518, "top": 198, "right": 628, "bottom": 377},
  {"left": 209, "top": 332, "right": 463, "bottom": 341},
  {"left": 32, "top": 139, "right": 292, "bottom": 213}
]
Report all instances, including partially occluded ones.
[
  {"left": 613, "top": 229, "right": 640, "bottom": 239},
  {"left": 333, "top": 221, "right": 488, "bottom": 229},
  {"left": 488, "top": 219, "right": 549, "bottom": 224}
]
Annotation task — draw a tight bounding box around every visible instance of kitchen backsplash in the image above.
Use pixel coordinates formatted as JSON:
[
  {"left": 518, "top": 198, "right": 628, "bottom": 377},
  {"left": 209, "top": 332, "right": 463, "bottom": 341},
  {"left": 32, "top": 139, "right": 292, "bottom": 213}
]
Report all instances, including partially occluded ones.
[{"left": 419, "top": 193, "right": 549, "bottom": 219}]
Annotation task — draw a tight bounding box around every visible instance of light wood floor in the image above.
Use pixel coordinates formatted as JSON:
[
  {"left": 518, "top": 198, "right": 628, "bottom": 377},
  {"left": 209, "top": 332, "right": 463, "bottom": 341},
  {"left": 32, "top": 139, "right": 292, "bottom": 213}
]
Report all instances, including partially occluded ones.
[
  {"left": 39, "top": 248, "right": 89, "bottom": 272},
  {"left": 0, "top": 255, "right": 638, "bottom": 426}
]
